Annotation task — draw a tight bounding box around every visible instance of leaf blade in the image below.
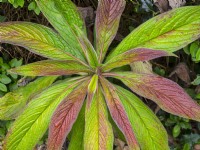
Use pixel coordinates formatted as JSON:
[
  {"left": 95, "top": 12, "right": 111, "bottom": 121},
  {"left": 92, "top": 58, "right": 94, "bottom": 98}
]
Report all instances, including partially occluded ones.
[
  {"left": 0, "top": 76, "right": 57, "bottom": 120},
  {"left": 100, "top": 77, "right": 140, "bottom": 150},
  {"left": 108, "top": 6, "right": 200, "bottom": 59},
  {"left": 115, "top": 85, "right": 169, "bottom": 150},
  {"left": 102, "top": 48, "right": 174, "bottom": 71},
  {"left": 84, "top": 86, "right": 114, "bottom": 150},
  {"left": 111, "top": 72, "right": 200, "bottom": 121},
  {"left": 9, "top": 60, "right": 92, "bottom": 76},
  {"left": 36, "top": 0, "right": 86, "bottom": 61},
  {"left": 0, "top": 22, "right": 78, "bottom": 61},
  {"left": 47, "top": 80, "right": 89, "bottom": 150},
  {"left": 4, "top": 78, "right": 85, "bottom": 150},
  {"left": 95, "top": 0, "right": 126, "bottom": 62}
]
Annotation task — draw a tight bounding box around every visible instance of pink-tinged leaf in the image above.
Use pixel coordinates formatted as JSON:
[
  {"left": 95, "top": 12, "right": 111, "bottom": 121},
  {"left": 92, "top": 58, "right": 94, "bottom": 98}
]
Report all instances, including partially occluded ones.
[
  {"left": 100, "top": 77, "right": 140, "bottom": 150},
  {"left": 8, "top": 60, "right": 92, "bottom": 76},
  {"left": 95, "top": 0, "right": 126, "bottom": 62},
  {"left": 47, "top": 81, "right": 89, "bottom": 150},
  {"left": 0, "top": 22, "right": 83, "bottom": 61},
  {"left": 84, "top": 87, "right": 114, "bottom": 150},
  {"left": 108, "top": 72, "right": 200, "bottom": 121},
  {"left": 102, "top": 48, "right": 175, "bottom": 71}
]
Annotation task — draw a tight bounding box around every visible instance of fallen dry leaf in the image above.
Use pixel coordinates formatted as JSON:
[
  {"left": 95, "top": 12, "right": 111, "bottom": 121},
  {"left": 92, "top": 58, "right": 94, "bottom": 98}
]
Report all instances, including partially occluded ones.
[{"left": 169, "top": 62, "right": 191, "bottom": 85}]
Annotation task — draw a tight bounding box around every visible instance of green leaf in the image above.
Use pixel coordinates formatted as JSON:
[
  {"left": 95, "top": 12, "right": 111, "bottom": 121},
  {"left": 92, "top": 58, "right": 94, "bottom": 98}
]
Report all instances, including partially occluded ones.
[
  {"left": 74, "top": 26, "right": 98, "bottom": 68},
  {"left": 9, "top": 60, "right": 92, "bottom": 76},
  {"left": 108, "top": 6, "right": 200, "bottom": 60},
  {"left": 0, "top": 83, "right": 7, "bottom": 92},
  {"left": 9, "top": 58, "right": 22, "bottom": 68},
  {"left": 173, "top": 124, "right": 181, "bottom": 138},
  {"left": 0, "top": 76, "right": 57, "bottom": 120},
  {"left": 28, "top": 1, "right": 36, "bottom": 11},
  {"left": 84, "top": 87, "right": 113, "bottom": 150},
  {"left": 0, "top": 75, "right": 11, "bottom": 84},
  {"left": 115, "top": 85, "right": 169, "bottom": 150},
  {"left": 95, "top": 0, "right": 126, "bottom": 62},
  {"left": 4, "top": 77, "right": 83, "bottom": 150},
  {"left": 191, "top": 75, "right": 200, "bottom": 85},
  {"left": 0, "top": 22, "right": 82, "bottom": 61},
  {"left": 16, "top": 0, "right": 24, "bottom": 7},
  {"left": 36, "top": 0, "right": 86, "bottom": 61},
  {"left": 68, "top": 103, "right": 85, "bottom": 150}
]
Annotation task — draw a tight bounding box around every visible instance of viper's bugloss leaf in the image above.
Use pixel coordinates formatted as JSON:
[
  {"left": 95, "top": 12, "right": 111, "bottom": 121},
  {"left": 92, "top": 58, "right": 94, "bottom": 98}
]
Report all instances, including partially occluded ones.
[
  {"left": 103, "top": 48, "right": 174, "bottom": 71},
  {"left": 111, "top": 72, "right": 200, "bottom": 121},
  {"left": 108, "top": 6, "right": 200, "bottom": 59},
  {"left": 4, "top": 78, "right": 85, "bottom": 150},
  {"left": 115, "top": 85, "right": 169, "bottom": 150},
  {"left": 100, "top": 77, "right": 140, "bottom": 150},
  {"left": 9, "top": 60, "right": 92, "bottom": 76},
  {"left": 95, "top": 0, "right": 126, "bottom": 62},
  {"left": 68, "top": 103, "right": 85, "bottom": 150},
  {"left": 36, "top": 0, "right": 86, "bottom": 61},
  {"left": 0, "top": 76, "right": 57, "bottom": 120},
  {"left": 0, "top": 22, "right": 78, "bottom": 61},
  {"left": 47, "top": 80, "right": 88, "bottom": 150},
  {"left": 84, "top": 87, "right": 113, "bottom": 150},
  {"left": 74, "top": 26, "right": 98, "bottom": 68}
]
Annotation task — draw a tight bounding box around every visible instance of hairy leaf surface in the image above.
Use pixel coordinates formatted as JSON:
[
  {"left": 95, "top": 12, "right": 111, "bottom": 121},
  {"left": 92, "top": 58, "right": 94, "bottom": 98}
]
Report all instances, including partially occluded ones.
[
  {"left": 84, "top": 87, "right": 113, "bottom": 150},
  {"left": 108, "top": 6, "right": 200, "bottom": 60},
  {"left": 0, "top": 22, "right": 79, "bottom": 61},
  {"left": 116, "top": 85, "right": 169, "bottom": 150},
  {"left": 9, "top": 60, "right": 92, "bottom": 76},
  {"left": 4, "top": 78, "right": 85, "bottom": 150},
  {"left": 36, "top": 0, "right": 86, "bottom": 61},
  {"left": 0, "top": 76, "right": 57, "bottom": 120},
  {"left": 102, "top": 48, "right": 173, "bottom": 71},
  {"left": 95, "top": 0, "right": 126, "bottom": 62},
  {"left": 100, "top": 77, "right": 140, "bottom": 150},
  {"left": 47, "top": 80, "right": 88, "bottom": 150},
  {"left": 111, "top": 72, "right": 200, "bottom": 121}
]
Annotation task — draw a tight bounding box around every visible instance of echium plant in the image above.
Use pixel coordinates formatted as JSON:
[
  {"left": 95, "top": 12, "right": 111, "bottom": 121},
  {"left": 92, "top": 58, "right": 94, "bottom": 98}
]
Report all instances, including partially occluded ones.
[{"left": 0, "top": 0, "right": 200, "bottom": 149}]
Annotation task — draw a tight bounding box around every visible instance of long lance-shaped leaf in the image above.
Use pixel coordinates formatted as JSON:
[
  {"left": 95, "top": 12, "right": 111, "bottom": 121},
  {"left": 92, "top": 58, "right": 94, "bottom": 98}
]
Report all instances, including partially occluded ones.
[
  {"left": 47, "top": 80, "right": 89, "bottom": 150},
  {"left": 36, "top": 0, "right": 86, "bottom": 61},
  {"left": 107, "top": 6, "right": 200, "bottom": 60},
  {"left": 115, "top": 85, "right": 169, "bottom": 150},
  {"left": 102, "top": 48, "right": 174, "bottom": 71},
  {"left": 107, "top": 72, "right": 200, "bottom": 121},
  {"left": 68, "top": 103, "right": 85, "bottom": 150},
  {"left": 4, "top": 77, "right": 87, "bottom": 150},
  {"left": 100, "top": 77, "right": 140, "bottom": 150},
  {"left": 74, "top": 26, "right": 98, "bottom": 68},
  {"left": 9, "top": 60, "right": 92, "bottom": 76},
  {"left": 0, "top": 76, "right": 57, "bottom": 120},
  {"left": 0, "top": 22, "right": 81, "bottom": 61},
  {"left": 95, "top": 0, "right": 126, "bottom": 62},
  {"left": 84, "top": 86, "right": 114, "bottom": 150}
]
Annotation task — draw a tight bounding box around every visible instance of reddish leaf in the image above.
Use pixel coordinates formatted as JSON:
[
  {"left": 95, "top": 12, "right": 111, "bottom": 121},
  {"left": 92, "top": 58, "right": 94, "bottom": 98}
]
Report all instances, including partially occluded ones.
[
  {"left": 100, "top": 77, "right": 140, "bottom": 150},
  {"left": 108, "top": 72, "right": 200, "bottom": 121},
  {"left": 95, "top": 0, "right": 126, "bottom": 62},
  {"left": 47, "top": 81, "right": 89, "bottom": 150},
  {"left": 103, "top": 48, "right": 174, "bottom": 71}
]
